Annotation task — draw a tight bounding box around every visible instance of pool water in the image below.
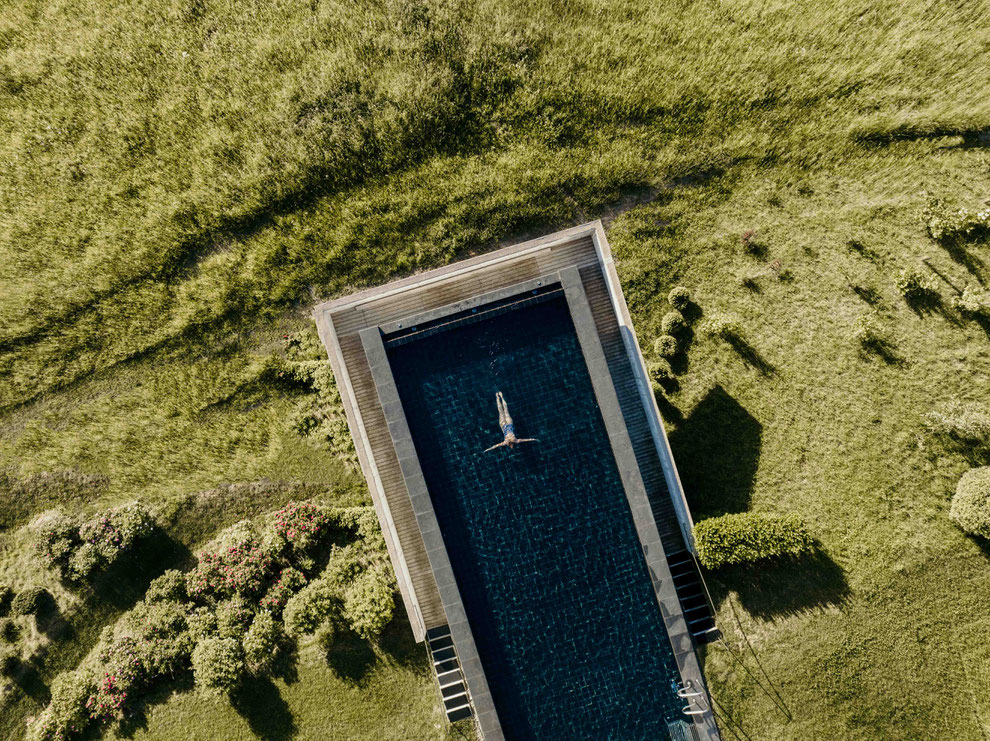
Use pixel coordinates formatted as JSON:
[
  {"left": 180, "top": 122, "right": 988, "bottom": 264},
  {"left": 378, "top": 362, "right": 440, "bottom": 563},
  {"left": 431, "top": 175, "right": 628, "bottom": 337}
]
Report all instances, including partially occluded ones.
[{"left": 386, "top": 292, "right": 684, "bottom": 740}]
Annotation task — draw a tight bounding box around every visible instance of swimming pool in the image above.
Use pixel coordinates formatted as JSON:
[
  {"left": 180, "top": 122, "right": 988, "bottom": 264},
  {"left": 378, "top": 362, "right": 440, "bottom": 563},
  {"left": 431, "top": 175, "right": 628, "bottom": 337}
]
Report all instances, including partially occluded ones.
[{"left": 386, "top": 291, "right": 685, "bottom": 740}]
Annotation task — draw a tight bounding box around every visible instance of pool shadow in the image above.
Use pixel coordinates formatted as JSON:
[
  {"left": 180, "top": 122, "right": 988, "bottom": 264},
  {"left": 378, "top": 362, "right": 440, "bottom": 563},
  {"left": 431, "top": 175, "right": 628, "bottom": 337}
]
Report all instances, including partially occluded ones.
[
  {"left": 232, "top": 676, "right": 297, "bottom": 741},
  {"left": 709, "top": 548, "right": 850, "bottom": 619},
  {"left": 668, "top": 386, "right": 762, "bottom": 518}
]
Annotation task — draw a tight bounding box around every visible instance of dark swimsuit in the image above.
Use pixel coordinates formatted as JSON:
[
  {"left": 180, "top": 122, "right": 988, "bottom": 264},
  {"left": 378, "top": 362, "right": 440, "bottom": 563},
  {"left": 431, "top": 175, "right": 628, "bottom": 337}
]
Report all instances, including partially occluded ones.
[{"left": 501, "top": 423, "right": 515, "bottom": 437}]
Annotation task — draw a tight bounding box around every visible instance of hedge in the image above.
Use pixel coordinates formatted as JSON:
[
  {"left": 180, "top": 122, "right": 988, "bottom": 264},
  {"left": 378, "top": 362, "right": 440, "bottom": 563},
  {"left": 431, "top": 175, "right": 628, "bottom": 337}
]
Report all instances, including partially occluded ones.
[
  {"left": 192, "top": 638, "right": 245, "bottom": 696},
  {"left": 694, "top": 512, "right": 814, "bottom": 570},
  {"left": 950, "top": 467, "right": 990, "bottom": 539}
]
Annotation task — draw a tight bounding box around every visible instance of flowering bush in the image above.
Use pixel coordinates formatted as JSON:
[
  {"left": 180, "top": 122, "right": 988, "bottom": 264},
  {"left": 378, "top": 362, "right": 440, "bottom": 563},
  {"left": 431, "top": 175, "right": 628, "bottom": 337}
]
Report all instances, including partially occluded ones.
[
  {"left": 79, "top": 503, "right": 155, "bottom": 565},
  {"left": 27, "top": 671, "right": 94, "bottom": 741},
  {"left": 282, "top": 577, "right": 343, "bottom": 637},
  {"left": 924, "top": 198, "right": 990, "bottom": 243},
  {"left": 186, "top": 524, "right": 275, "bottom": 601},
  {"left": 192, "top": 638, "right": 245, "bottom": 696},
  {"left": 33, "top": 510, "right": 80, "bottom": 578},
  {"left": 269, "top": 501, "right": 335, "bottom": 558},
  {"left": 260, "top": 567, "right": 307, "bottom": 614}
]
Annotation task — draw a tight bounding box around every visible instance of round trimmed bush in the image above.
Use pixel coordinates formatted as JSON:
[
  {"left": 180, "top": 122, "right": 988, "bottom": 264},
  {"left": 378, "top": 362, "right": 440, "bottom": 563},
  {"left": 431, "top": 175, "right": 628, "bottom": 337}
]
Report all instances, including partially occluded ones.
[
  {"left": 11, "top": 587, "right": 48, "bottom": 617},
  {"left": 950, "top": 467, "right": 990, "bottom": 538},
  {"left": 694, "top": 512, "right": 814, "bottom": 570},
  {"left": 647, "top": 359, "right": 673, "bottom": 384},
  {"left": 32, "top": 510, "right": 80, "bottom": 578},
  {"left": 653, "top": 335, "right": 678, "bottom": 359},
  {"left": 660, "top": 311, "right": 686, "bottom": 336},
  {"left": 668, "top": 286, "right": 691, "bottom": 311},
  {"left": 701, "top": 313, "right": 740, "bottom": 340},
  {"left": 192, "top": 637, "right": 245, "bottom": 696}
]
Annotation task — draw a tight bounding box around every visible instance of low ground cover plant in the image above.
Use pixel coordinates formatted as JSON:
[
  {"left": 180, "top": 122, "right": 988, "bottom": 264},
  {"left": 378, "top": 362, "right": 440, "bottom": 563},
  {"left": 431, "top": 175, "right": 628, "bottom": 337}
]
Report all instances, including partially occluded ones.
[
  {"left": 694, "top": 512, "right": 814, "bottom": 570},
  {"left": 924, "top": 199, "right": 990, "bottom": 245},
  {"left": 27, "top": 501, "right": 394, "bottom": 741},
  {"left": 950, "top": 467, "right": 990, "bottom": 539}
]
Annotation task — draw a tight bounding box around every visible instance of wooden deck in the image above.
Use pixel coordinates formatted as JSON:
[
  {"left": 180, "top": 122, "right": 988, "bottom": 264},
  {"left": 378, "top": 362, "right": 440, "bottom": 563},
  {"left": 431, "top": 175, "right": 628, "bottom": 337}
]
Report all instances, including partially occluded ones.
[{"left": 314, "top": 224, "right": 689, "bottom": 641}]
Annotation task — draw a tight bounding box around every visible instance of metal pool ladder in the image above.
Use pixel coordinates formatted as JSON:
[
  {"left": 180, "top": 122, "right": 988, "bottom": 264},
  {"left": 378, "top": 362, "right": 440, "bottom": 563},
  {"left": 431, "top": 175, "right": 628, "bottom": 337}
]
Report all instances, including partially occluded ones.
[{"left": 427, "top": 625, "right": 473, "bottom": 723}]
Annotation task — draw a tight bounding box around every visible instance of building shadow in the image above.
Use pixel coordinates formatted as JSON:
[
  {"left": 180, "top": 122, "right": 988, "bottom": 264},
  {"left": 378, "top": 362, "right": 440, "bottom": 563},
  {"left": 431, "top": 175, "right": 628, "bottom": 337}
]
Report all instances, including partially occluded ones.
[
  {"left": 708, "top": 548, "right": 850, "bottom": 619},
  {"left": 232, "top": 675, "right": 297, "bottom": 741},
  {"left": 668, "top": 386, "right": 762, "bottom": 518}
]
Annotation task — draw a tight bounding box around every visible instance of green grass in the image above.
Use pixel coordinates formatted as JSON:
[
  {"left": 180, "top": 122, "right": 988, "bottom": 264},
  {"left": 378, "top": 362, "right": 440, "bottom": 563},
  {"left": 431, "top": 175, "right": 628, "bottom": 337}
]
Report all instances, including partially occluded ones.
[{"left": 2, "top": 0, "right": 990, "bottom": 737}]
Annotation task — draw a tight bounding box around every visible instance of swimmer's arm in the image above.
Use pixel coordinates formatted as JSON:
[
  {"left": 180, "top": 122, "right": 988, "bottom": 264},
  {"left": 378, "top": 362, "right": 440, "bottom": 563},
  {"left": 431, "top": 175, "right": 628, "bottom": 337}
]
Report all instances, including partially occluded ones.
[
  {"left": 484, "top": 441, "right": 508, "bottom": 452},
  {"left": 516, "top": 438, "right": 539, "bottom": 444}
]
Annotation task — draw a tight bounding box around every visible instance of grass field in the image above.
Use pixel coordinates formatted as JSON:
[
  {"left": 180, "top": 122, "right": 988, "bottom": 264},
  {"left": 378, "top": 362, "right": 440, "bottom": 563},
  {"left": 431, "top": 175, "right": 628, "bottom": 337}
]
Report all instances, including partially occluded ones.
[{"left": 1, "top": 0, "right": 989, "bottom": 738}]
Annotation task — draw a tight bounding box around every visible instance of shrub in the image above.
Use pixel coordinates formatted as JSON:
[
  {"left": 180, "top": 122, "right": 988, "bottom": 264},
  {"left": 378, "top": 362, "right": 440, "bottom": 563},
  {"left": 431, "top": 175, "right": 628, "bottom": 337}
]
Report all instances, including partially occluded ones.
[
  {"left": 924, "top": 198, "right": 990, "bottom": 243},
  {"left": 694, "top": 512, "right": 814, "bottom": 570},
  {"left": 924, "top": 402, "right": 990, "bottom": 445},
  {"left": 653, "top": 335, "right": 678, "bottom": 359},
  {"left": 192, "top": 638, "right": 245, "bottom": 696},
  {"left": 853, "top": 311, "right": 890, "bottom": 351},
  {"left": 79, "top": 502, "right": 156, "bottom": 565},
  {"left": 1, "top": 618, "right": 20, "bottom": 643},
  {"left": 187, "top": 607, "right": 219, "bottom": 642},
  {"left": 216, "top": 597, "right": 254, "bottom": 640},
  {"left": 28, "top": 671, "right": 94, "bottom": 741},
  {"left": 33, "top": 510, "right": 80, "bottom": 578},
  {"left": 243, "top": 611, "right": 282, "bottom": 674},
  {"left": 950, "top": 467, "right": 990, "bottom": 538},
  {"left": 668, "top": 286, "right": 691, "bottom": 311},
  {"left": 647, "top": 359, "right": 673, "bottom": 384},
  {"left": 260, "top": 567, "right": 307, "bottom": 614},
  {"left": 342, "top": 568, "right": 395, "bottom": 640},
  {"left": 282, "top": 577, "right": 343, "bottom": 638},
  {"left": 269, "top": 501, "right": 336, "bottom": 558},
  {"left": 952, "top": 285, "right": 990, "bottom": 317},
  {"left": 11, "top": 586, "right": 48, "bottom": 616},
  {"left": 894, "top": 268, "right": 938, "bottom": 301},
  {"left": 67, "top": 543, "right": 101, "bottom": 582},
  {"left": 186, "top": 523, "right": 275, "bottom": 600},
  {"left": 0, "top": 584, "right": 12, "bottom": 616},
  {"left": 660, "top": 311, "right": 686, "bottom": 336},
  {"left": 700, "top": 313, "right": 740, "bottom": 339},
  {"left": 145, "top": 570, "right": 187, "bottom": 603}
]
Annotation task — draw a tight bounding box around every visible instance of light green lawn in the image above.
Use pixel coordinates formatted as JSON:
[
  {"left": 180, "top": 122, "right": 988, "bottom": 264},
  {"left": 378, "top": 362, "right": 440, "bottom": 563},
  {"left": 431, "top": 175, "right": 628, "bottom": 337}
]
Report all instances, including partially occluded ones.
[{"left": 2, "top": 0, "right": 989, "bottom": 738}]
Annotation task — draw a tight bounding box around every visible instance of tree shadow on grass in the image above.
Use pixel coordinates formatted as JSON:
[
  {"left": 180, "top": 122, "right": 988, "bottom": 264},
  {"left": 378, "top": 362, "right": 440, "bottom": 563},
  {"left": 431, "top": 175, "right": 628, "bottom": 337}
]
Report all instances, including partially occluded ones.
[
  {"left": 232, "top": 676, "right": 297, "bottom": 741},
  {"left": 116, "top": 672, "right": 195, "bottom": 738},
  {"left": 9, "top": 657, "right": 51, "bottom": 706},
  {"left": 86, "top": 530, "right": 193, "bottom": 612},
  {"left": 708, "top": 548, "right": 850, "bottom": 620},
  {"left": 668, "top": 386, "right": 762, "bottom": 518},
  {"left": 325, "top": 630, "right": 377, "bottom": 685},
  {"left": 34, "top": 593, "right": 74, "bottom": 643},
  {"left": 725, "top": 334, "right": 777, "bottom": 376},
  {"left": 377, "top": 602, "right": 429, "bottom": 673}
]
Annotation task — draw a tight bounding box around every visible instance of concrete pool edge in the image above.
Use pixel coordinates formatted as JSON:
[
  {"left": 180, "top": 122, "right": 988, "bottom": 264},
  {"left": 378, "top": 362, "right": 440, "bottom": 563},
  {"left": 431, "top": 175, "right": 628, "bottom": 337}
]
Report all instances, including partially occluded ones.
[
  {"left": 362, "top": 269, "right": 719, "bottom": 740},
  {"left": 360, "top": 326, "right": 506, "bottom": 740}
]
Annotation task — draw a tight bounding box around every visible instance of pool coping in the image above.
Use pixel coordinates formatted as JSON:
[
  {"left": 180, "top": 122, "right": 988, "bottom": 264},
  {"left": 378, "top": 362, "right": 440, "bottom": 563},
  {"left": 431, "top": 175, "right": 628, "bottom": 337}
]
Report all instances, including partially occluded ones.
[{"left": 360, "top": 268, "right": 719, "bottom": 741}]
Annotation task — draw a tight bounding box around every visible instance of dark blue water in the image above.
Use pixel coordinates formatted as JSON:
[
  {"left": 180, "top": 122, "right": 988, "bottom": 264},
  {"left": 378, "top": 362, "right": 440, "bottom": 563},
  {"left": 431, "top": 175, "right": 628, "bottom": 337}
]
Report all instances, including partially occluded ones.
[{"left": 386, "top": 294, "right": 683, "bottom": 740}]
